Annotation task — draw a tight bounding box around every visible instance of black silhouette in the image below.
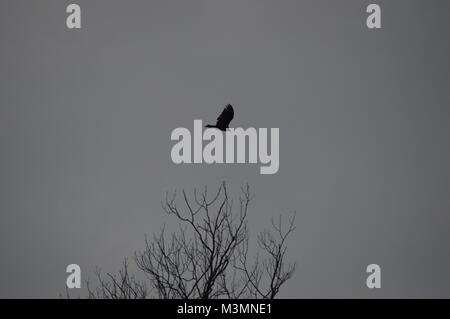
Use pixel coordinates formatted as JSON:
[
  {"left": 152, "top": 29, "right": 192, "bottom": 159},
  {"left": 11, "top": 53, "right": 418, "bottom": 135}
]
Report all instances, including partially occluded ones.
[
  {"left": 83, "top": 183, "right": 296, "bottom": 299},
  {"left": 205, "top": 104, "right": 234, "bottom": 131}
]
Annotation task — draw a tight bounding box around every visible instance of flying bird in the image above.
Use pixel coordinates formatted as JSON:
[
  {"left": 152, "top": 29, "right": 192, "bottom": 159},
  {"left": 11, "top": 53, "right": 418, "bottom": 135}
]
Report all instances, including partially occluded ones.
[{"left": 205, "top": 104, "right": 234, "bottom": 131}]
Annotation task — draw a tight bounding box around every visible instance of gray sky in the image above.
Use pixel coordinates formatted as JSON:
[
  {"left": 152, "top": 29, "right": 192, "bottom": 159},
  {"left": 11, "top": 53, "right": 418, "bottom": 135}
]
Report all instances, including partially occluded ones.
[{"left": 1, "top": 0, "right": 450, "bottom": 298}]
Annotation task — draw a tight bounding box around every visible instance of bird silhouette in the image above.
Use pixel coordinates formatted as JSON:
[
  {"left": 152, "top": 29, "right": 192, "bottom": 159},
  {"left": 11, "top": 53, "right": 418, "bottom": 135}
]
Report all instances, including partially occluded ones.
[{"left": 205, "top": 104, "right": 234, "bottom": 131}]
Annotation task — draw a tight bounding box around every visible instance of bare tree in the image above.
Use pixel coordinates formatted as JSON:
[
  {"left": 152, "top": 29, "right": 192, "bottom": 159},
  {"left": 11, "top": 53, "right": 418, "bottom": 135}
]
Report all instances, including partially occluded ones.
[
  {"left": 87, "top": 182, "right": 296, "bottom": 299},
  {"left": 87, "top": 259, "right": 149, "bottom": 299}
]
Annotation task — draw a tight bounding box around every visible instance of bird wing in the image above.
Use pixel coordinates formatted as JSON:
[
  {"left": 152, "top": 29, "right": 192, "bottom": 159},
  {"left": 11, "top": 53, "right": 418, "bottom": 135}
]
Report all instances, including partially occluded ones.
[{"left": 216, "top": 104, "right": 234, "bottom": 127}]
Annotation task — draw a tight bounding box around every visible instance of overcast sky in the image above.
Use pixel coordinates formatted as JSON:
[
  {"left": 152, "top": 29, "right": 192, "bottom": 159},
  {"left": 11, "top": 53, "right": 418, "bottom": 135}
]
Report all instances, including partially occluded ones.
[{"left": 1, "top": 0, "right": 450, "bottom": 298}]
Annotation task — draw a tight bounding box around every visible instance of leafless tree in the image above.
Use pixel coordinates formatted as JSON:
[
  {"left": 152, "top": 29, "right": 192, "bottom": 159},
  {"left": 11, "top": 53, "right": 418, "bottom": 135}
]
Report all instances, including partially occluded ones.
[
  {"left": 86, "top": 259, "right": 149, "bottom": 299},
  {"left": 87, "top": 182, "right": 296, "bottom": 299}
]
